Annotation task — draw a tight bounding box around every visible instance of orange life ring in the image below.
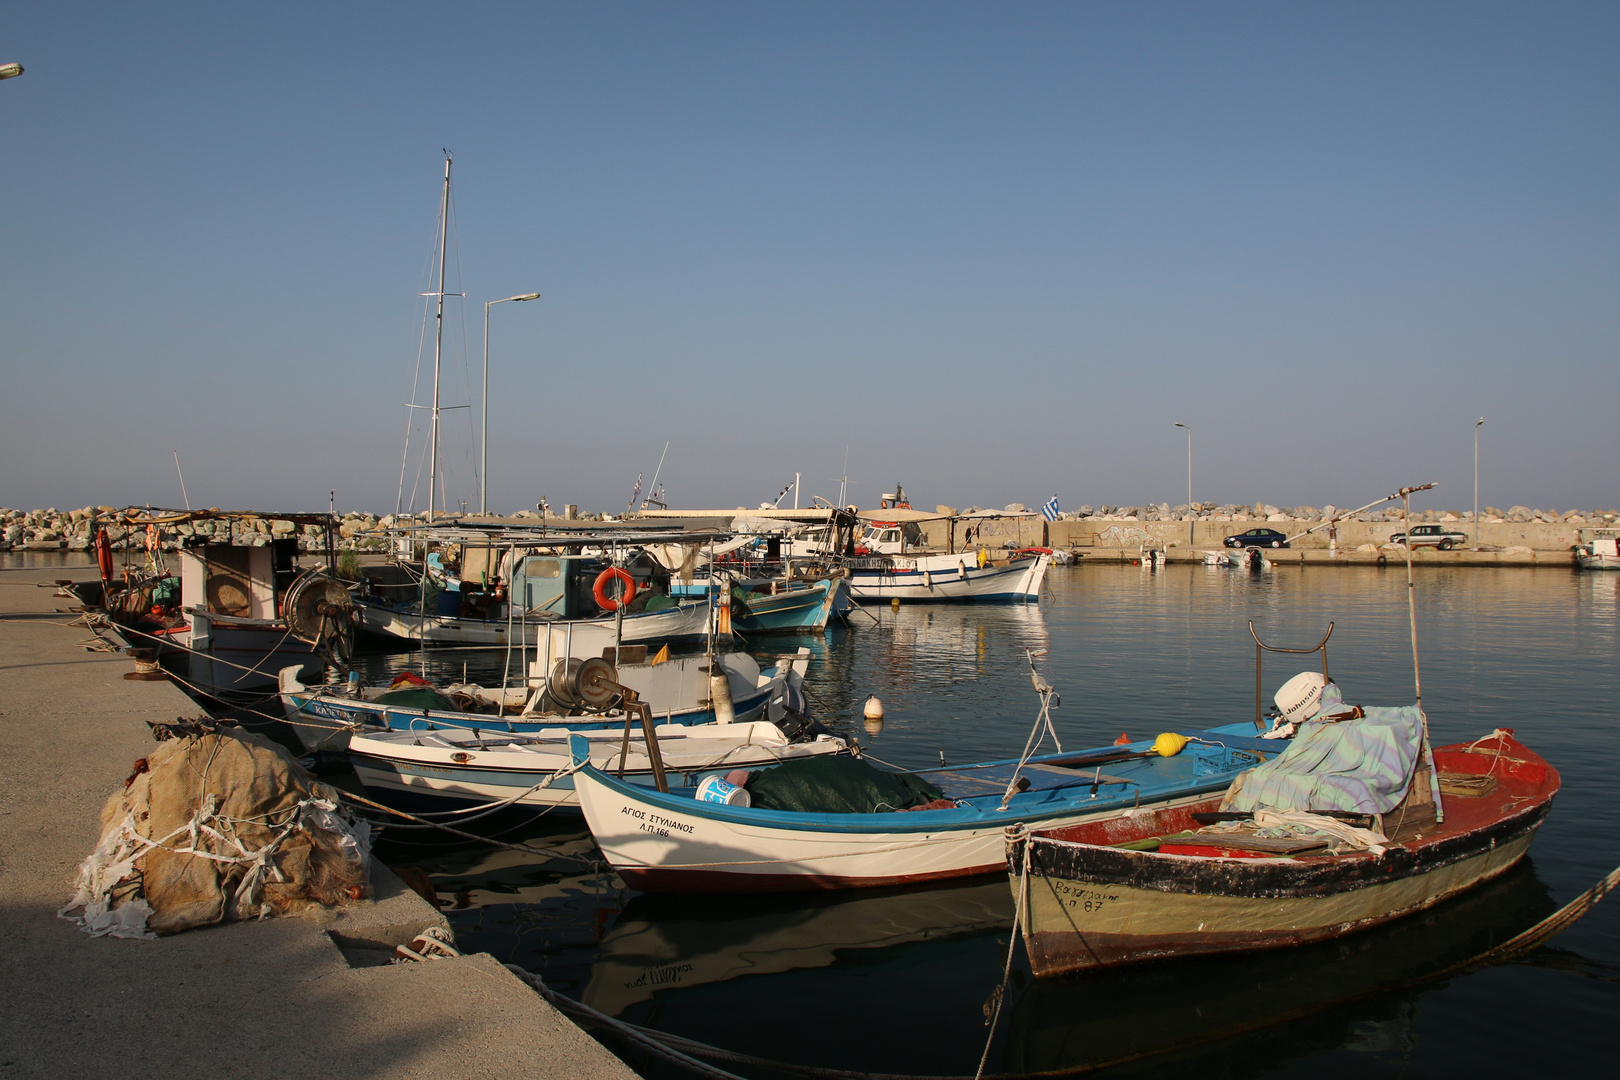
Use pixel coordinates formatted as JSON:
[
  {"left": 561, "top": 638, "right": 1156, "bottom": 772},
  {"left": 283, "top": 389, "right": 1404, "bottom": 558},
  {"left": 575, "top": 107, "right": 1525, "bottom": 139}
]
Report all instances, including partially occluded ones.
[{"left": 593, "top": 567, "right": 638, "bottom": 612}]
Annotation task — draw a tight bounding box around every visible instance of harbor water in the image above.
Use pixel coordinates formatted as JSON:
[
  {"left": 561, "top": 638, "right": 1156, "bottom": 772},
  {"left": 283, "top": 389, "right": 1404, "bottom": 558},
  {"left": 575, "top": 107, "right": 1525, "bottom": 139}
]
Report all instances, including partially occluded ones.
[
  {"left": 18, "top": 549, "right": 1613, "bottom": 1076},
  {"left": 350, "top": 562, "right": 1620, "bottom": 1078}
]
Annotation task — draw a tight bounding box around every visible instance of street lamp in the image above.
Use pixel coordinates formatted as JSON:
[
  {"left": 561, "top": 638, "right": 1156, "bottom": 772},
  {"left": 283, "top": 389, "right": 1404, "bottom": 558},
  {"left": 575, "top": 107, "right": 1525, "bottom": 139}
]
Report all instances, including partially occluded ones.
[
  {"left": 1473, "top": 417, "right": 1485, "bottom": 550},
  {"left": 1174, "top": 422, "right": 1193, "bottom": 547},
  {"left": 0, "top": 63, "right": 24, "bottom": 80},
  {"left": 481, "top": 292, "right": 541, "bottom": 515}
]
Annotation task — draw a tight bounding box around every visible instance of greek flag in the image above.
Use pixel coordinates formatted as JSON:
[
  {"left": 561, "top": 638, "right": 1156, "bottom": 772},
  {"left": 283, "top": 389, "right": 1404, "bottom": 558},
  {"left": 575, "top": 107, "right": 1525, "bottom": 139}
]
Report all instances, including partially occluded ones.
[{"left": 1041, "top": 495, "right": 1060, "bottom": 522}]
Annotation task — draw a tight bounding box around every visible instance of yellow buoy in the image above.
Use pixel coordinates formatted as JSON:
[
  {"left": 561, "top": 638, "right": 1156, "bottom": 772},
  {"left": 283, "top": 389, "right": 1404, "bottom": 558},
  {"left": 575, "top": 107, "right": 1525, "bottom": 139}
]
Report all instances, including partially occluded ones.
[
  {"left": 890, "top": 597, "right": 901, "bottom": 610},
  {"left": 1152, "top": 732, "right": 1189, "bottom": 757}
]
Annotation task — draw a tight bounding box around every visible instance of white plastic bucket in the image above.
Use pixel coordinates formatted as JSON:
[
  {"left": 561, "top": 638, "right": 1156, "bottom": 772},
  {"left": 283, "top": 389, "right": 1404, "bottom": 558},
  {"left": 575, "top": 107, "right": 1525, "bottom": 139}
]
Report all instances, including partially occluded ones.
[{"left": 696, "top": 774, "right": 751, "bottom": 807}]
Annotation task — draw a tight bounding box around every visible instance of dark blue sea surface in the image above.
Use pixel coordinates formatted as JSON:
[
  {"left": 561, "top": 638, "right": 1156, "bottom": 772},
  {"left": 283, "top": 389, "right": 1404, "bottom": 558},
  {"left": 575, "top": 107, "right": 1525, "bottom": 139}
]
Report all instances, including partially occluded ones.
[{"left": 30, "top": 542, "right": 1606, "bottom": 1079}]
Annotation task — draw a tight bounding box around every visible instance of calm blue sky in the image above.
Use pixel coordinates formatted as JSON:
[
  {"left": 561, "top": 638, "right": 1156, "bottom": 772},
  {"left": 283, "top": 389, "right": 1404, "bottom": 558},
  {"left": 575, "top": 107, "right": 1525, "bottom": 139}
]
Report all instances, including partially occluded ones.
[{"left": 3, "top": 2, "right": 1616, "bottom": 516}]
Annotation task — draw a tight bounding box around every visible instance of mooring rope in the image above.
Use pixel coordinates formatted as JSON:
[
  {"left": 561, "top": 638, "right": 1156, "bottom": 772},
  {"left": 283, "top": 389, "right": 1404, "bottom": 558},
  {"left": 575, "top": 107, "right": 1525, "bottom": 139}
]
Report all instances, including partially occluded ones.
[{"left": 336, "top": 788, "right": 599, "bottom": 868}]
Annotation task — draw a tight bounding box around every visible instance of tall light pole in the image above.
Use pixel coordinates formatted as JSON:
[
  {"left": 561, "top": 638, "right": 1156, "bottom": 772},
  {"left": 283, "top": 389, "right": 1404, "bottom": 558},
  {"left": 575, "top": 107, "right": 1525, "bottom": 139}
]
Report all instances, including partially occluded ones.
[
  {"left": 1174, "top": 422, "right": 1193, "bottom": 547},
  {"left": 480, "top": 292, "right": 541, "bottom": 515},
  {"left": 1473, "top": 416, "right": 1485, "bottom": 550}
]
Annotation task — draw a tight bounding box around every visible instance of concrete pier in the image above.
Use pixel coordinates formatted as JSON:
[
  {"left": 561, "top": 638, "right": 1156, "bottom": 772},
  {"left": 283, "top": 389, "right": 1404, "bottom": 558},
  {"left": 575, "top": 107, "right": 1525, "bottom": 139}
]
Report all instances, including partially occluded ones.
[{"left": 0, "top": 567, "right": 636, "bottom": 1080}]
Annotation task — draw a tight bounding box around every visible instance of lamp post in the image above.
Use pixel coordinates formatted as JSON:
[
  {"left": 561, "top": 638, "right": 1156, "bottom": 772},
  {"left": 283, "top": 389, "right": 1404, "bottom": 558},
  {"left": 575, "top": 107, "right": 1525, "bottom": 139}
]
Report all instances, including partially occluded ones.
[
  {"left": 1174, "top": 422, "right": 1193, "bottom": 547},
  {"left": 1473, "top": 417, "right": 1485, "bottom": 550},
  {"left": 0, "top": 62, "right": 24, "bottom": 80},
  {"left": 480, "top": 292, "right": 541, "bottom": 515}
]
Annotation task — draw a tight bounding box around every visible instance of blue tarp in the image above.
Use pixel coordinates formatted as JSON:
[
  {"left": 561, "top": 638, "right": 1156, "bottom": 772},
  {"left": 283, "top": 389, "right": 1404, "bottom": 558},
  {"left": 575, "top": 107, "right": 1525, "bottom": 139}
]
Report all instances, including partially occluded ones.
[{"left": 1223, "top": 704, "right": 1424, "bottom": 815}]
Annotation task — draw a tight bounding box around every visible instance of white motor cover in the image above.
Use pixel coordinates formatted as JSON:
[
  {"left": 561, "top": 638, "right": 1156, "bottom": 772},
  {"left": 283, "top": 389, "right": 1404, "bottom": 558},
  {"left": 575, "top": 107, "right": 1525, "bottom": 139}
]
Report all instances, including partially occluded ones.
[{"left": 1275, "top": 671, "right": 1329, "bottom": 723}]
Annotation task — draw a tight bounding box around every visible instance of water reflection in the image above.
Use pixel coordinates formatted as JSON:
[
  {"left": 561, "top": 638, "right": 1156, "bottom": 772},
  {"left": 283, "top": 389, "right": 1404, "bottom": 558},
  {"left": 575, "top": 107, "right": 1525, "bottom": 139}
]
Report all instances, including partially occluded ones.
[{"left": 583, "top": 878, "right": 1013, "bottom": 1017}]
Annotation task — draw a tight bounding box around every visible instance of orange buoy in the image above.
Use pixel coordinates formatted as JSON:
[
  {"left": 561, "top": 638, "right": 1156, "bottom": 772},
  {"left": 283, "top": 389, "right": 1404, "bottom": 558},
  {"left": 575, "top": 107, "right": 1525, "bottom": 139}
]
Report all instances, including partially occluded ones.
[
  {"left": 593, "top": 566, "right": 638, "bottom": 612},
  {"left": 1114, "top": 732, "right": 1132, "bottom": 746},
  {"left": 95, "top": 528, "right": 115, "bottom": 583}
]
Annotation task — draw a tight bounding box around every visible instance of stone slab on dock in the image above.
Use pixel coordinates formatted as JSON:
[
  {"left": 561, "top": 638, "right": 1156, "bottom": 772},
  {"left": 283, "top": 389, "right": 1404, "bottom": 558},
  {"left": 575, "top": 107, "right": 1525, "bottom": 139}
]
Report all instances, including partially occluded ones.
[{"left": 0, "top": 567, "right": 636, "bottom": 1080}]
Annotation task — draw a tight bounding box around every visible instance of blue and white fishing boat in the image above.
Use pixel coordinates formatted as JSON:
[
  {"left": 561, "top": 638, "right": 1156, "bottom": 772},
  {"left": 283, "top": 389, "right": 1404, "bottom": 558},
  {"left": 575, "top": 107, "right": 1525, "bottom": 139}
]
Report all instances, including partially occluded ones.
[
  {"left": 279, "top": 647, "right": 811, "bottom": 752},
  {"left": 843, "top": 550, "right": 1050, "bottom": 602},
  {"left": 569, "top": 718, "right": 1277, "bottom": 893},
  {"left": 680, "top": 574, "right": 851, "bottom": 634}
]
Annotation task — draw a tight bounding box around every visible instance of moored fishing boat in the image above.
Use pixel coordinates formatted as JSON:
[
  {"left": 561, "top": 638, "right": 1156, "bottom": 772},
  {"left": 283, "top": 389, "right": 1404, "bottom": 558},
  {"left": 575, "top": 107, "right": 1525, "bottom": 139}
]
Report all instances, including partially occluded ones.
[
  {"left": 279, "top": 646, "right": 811, "bottom": 752},
  {"left": 1576, "top": 529, "right": 1620, "bottom": 570},
  {"left": 347, "top": 719, "right": 848, "bottom": 810},
  {"left": 724, "top": 574, "right": 851, "bottom": 633},
  {"left": 843, "top": 550, "right": 1049, "bottom": 602},
  {"left": 569, "top": 716, "right": 1278, "bottom": 894},
  {"left": 1007, "top": 727, "right": 1559, "bottom": 976}
]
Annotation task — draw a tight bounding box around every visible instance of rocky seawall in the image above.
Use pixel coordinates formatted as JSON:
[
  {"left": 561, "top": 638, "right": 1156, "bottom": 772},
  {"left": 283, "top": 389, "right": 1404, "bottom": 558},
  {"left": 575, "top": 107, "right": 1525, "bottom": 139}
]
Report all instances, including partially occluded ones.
[
  {"left": 0, "top": 507, "right": 401, "bottom": 553},
  {"left": 4, "top": 502, "right": 1614, "bottom": 556}
]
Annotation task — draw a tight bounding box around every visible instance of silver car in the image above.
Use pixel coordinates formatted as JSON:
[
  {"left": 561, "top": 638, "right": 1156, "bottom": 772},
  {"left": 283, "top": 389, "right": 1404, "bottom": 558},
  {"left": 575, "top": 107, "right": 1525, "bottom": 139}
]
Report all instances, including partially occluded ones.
[{"left": 1389, "top": 524, "right": 1470, "bottom": 550}]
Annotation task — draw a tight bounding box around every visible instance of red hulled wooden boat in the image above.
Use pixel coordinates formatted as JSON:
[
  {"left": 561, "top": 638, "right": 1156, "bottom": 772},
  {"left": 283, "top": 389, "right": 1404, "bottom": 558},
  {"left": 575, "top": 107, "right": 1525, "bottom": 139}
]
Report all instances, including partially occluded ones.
[{"left": 1007, "top": 728, "right": 1558, "bottom": 978}]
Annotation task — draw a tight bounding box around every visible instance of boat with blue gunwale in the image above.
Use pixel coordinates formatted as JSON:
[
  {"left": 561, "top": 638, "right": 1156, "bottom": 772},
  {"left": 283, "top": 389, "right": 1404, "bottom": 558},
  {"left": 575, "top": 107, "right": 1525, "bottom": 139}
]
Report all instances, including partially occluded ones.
[
  {"left": 568, "top": 723, "right": 1278, "bottom": 893},
  {"left": 279, "top": 647, "right": 810, "bottom": 752}
]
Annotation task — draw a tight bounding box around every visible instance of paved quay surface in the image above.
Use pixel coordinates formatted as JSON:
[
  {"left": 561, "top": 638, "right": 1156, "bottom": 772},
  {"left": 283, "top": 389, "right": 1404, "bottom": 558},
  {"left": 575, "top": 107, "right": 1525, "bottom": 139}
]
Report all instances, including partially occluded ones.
[{"left": 0, "top": 566, "right": 638, "bottom": 1080}]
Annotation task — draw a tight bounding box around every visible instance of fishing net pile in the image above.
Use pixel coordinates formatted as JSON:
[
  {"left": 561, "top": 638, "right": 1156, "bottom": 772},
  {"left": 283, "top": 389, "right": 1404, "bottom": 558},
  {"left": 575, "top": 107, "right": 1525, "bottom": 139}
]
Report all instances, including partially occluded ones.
[
  {"left": 60, "top": 726, "right": 372, "bottom": 939},
  {"left": 744, "top": 755, "right": 945, "bottom": 813}
]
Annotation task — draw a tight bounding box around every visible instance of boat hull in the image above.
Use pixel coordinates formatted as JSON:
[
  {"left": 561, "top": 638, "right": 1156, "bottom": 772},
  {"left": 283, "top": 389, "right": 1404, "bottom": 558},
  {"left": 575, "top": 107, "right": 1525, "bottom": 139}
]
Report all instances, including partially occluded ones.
[
  {"left": 280, "top": 649, "right": 807, "bottom": 752},
  {"left": 572, "top": 725, "right": 1273, "bottom": 894},
  {"left": 187, "top": 615, "right": 322, "bottom": 693},
  {"left": 846, "top": 554, "right": 1048, "bottom": 602},
  {"left": 734, "top": 577, "right": 849, "bottom": 633},
  {"left": 348, "top": 726, "right": 847, "bottom": 810},
  {"left": 1011, "top": 731, "right": 1560, "bottom": 977},
  {"left": 355, "top": 595, "right": 712, "bottom": 646}
]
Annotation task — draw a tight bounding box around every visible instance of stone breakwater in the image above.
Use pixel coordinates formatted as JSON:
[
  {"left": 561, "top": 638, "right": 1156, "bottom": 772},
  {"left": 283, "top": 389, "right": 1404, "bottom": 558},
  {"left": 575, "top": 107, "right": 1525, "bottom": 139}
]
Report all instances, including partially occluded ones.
[
  {"left": 0, "top": 507, "right": 407, "bottom": 553},
  {"left": 976, "top": 501, "right": 1620, "bottom": 527},
  {"left": 4, "top": 502, "right": 1615, "bottom": 555}
]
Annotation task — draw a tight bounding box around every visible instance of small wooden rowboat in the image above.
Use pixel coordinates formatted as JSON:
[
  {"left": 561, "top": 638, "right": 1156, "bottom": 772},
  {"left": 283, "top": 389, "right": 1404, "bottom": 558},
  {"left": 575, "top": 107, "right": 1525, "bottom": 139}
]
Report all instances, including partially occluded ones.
[{"left": 1007, "top": 728, "right": 1559, "bottom": 977}]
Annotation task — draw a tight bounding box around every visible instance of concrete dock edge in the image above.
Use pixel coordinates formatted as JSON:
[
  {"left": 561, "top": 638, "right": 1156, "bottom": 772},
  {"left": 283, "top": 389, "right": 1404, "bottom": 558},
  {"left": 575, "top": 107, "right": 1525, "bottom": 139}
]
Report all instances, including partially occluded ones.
[{"left": 0, "top": 567, "right": 638, "bottom": 1080}]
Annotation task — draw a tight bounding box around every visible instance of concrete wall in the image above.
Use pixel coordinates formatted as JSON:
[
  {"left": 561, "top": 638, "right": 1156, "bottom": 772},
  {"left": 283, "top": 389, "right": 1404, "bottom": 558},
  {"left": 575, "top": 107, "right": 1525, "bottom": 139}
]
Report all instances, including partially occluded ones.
[{"left": 913, "top": 516, "right": 1597, "bottom": 553}]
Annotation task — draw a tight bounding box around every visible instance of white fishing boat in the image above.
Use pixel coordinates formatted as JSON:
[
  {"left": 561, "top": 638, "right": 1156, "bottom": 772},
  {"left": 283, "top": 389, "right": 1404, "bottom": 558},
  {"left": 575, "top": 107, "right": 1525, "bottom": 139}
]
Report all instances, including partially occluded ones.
[
  {"left": 347, "top": 720, "right": 848, "bottom": 810},
  {"left": 109, "top": 509, "right": 352, "bottom": 694},
  {"left": 843, "top": 550, "right": 1049, "bottom": 602},
  {"left": 280, "top": 646, "right": 812, "bottom": 752},
  {"left": 1576, "top": 530, "right": 1620, "bottom": 570}
]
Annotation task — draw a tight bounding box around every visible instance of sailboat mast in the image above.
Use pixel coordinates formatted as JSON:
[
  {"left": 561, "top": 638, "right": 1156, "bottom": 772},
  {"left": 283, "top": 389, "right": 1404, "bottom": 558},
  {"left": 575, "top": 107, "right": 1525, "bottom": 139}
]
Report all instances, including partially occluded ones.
[{"left": 428, "top": 154, "right": 451, "bottom": 523}]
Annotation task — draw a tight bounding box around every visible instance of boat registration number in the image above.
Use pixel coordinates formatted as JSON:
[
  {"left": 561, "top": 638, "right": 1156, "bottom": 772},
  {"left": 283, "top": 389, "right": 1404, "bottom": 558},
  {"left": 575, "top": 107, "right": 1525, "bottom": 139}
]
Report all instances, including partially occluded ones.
[
  {"left": 621, "top": 805, "right": 696, "bottom": 837},
  {"left": 1051, "top": 879, "right": 1119, "bottom": 913}
]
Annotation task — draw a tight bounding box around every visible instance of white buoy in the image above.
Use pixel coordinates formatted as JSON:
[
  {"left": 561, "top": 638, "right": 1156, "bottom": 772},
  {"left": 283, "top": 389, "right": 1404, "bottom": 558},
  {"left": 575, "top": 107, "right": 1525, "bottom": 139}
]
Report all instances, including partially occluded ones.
[{"left": 863, "top": 694, "right": 885, "bottom": 735}]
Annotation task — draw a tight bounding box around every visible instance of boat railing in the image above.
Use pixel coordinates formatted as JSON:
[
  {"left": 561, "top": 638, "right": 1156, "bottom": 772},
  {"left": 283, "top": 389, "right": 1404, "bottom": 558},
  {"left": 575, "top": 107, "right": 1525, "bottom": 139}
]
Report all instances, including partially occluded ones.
[{"left": 1248, "top": 620, "right": 1333, "bottom": 730}]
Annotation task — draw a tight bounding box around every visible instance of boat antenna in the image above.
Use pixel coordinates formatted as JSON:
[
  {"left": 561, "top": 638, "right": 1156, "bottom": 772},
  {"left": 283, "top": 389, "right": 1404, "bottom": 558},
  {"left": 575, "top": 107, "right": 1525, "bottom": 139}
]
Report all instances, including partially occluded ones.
[
  {"left": 172, "top": 450, "right": 191, "bottom": 511},
  {"left": 1400, "top": 481, "right": 1445, "bottom": 823}
]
